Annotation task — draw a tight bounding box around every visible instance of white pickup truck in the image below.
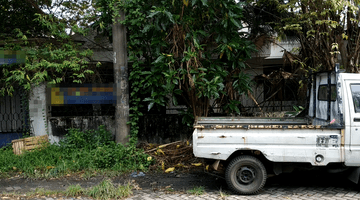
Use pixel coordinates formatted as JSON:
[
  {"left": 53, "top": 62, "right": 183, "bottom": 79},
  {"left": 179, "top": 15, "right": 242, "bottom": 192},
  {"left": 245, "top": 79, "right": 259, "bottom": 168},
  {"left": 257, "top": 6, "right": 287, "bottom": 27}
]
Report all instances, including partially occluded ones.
[{"left": 192, "top": 66, "right": 360, "bottom": 194}]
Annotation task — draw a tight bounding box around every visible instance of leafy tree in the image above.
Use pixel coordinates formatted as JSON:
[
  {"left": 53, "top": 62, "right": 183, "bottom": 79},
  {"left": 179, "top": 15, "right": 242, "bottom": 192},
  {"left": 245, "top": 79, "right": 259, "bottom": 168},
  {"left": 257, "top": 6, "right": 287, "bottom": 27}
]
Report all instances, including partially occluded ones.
[
  {"left": 0, "top": 0, "right": 98, "bottom": 96},
  {"left": 277, "top": 0, "right": 360, "bottom": 72},
  {"left": 241, "top": 0, "right": 293, "bottom": 53},
  {"left": 242, "top": 0, "right": 287, "bottom": 38},
  {"left": 0, "top": 0, "right": 49, "bottom": 38},
  {"left": 96, "top": 0, "right": 257, "bottom": 121}
]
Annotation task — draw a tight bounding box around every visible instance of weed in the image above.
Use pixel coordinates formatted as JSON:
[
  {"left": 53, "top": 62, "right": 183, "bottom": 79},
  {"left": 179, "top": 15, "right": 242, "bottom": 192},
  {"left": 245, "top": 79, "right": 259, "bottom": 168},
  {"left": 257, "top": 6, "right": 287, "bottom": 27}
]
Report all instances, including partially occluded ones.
[
  {"left": 0, "top": 125, "right": 152, "bottom": 177},
  {"left": 26, "top": 188, "right": 61, "bottom": 197},
  {"left": 1, "top": 191, "right": 19, "bottom": 197},
  {"left": 66, "top": 184, "right": 84, "bottom": 196},
  {"left": 219, "top": 188, "right": 229, "bottom": 199},
  {"left": 19, "top": 181, "right": 133, "bottom": 200},
  {"left": 80, "top": 169, "right": 97, "bottom": 180},
  {"left": 165, "top": 186, "right": 175, "bottom": 194},
  {"left": 86, "top": 179, "right": 133, "bottom": 200},
  {"left": 187, "top": 186, "right": 205, "bottom": 195},
  {"left": 116, "top": 182, "right": 134, "bottom": 198}
]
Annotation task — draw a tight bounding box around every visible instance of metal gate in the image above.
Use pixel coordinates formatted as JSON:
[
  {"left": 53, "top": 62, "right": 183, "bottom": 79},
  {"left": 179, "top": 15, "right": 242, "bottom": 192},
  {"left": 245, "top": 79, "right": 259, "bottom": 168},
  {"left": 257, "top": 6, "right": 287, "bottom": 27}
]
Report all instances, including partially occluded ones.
[{"left": 0, "top": 89, "right": 29, "bottom": 133}]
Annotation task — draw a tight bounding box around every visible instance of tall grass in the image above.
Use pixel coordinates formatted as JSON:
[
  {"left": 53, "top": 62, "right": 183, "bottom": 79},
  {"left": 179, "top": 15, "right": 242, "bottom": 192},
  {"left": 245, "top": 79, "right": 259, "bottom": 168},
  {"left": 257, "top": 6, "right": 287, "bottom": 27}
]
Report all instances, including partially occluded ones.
[
  {"left": 0, "top": 125, "right": 152, "bottom": 177},
  {"left": 87, "top": 179, "right": 133, "bottom": 200},
  {"left": 22, "top": 180, "right": 133, "bottom": 200}
]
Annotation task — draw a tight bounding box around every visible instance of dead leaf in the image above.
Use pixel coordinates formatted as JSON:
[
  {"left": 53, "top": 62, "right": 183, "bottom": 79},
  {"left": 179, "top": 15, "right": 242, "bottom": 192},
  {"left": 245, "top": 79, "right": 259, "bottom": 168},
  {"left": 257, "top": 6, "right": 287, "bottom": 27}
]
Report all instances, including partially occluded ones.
[
  {"left": 157, "top": 149, "right": 165, "bottom": 155},
  {"left": 165, "top": 167, "right": 175, "bottom": 173},
  {"left": 175, "top": 163, "right": 184, "bottom": 168}
]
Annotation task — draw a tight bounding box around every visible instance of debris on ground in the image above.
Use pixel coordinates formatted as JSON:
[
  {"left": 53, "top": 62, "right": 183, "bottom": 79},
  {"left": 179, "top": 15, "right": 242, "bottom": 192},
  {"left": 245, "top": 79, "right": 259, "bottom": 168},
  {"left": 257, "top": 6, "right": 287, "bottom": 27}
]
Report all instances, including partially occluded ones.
[
  {"left": 139, "top": 141, "right": 206, "bottom": 172},
  {"left": 130, "top": 172, "right": 146, "bottom": 178}
]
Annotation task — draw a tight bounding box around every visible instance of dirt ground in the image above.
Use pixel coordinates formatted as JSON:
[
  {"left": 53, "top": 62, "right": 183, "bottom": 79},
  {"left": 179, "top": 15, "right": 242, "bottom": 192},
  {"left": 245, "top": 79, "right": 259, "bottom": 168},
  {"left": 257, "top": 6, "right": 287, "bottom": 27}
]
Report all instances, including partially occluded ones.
[{"left": 0, "top": 168, "right": 224, "bottom": 194}]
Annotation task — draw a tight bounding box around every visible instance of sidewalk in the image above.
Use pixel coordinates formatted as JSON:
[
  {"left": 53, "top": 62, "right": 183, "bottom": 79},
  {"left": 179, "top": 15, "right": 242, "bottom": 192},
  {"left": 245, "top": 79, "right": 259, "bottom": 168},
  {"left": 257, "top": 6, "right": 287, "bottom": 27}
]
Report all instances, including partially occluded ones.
[{"left": 1, "top": 170, "right": 360, "bottom": 200}]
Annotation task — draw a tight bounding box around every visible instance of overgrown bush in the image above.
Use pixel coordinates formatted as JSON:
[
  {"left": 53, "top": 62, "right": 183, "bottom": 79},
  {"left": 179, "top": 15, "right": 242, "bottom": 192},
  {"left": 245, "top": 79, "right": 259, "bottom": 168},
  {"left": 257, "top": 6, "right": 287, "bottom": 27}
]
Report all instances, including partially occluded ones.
[
  {"left": 0, "top": 125, "right": 153, "bottom": 177},
  {"left": 59, "top": 125, "right": 112, "bottom": 150}
]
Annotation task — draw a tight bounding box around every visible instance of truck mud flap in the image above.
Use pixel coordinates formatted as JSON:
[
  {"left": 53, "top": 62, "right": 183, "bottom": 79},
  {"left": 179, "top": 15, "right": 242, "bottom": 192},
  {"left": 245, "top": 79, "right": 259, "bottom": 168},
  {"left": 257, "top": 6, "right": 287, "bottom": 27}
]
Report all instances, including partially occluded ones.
[{"left": 347, "top": 167, "right": 360, "bottom": 184}]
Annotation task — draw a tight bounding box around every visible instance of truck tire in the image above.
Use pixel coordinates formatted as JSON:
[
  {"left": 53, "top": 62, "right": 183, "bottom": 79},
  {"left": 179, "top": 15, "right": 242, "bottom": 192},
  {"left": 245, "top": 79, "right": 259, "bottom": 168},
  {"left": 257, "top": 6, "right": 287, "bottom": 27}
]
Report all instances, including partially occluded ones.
[{"left": 225, "top": 155, "right": 267, "bottom": 194}]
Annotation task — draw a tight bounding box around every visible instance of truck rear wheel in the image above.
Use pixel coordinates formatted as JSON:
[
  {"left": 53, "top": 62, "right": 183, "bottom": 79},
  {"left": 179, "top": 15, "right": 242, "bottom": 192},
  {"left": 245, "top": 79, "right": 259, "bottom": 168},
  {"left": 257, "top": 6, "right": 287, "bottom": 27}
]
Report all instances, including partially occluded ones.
[{"left": 225, "top": 155, "right": 267, "bottom": 194}]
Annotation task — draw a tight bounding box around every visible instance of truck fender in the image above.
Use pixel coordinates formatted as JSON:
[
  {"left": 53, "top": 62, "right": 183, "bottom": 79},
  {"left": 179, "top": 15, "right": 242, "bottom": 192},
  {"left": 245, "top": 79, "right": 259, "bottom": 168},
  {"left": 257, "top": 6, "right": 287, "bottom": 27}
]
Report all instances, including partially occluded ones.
[{"left": 347, "top": 167, "right": 360, "bottom": 184}]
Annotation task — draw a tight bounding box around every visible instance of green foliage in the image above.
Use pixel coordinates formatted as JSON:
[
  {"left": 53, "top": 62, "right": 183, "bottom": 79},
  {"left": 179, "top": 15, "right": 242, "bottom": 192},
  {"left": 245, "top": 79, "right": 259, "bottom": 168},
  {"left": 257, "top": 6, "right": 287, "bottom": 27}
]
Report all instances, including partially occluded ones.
[
  {"left": 0, "top": 0, "right": 48, "bottom": 38},
  {"left": 0, "top": 2, "right": 97, "bottom": 96},
  {"left": 24, "top": 181, "right": 133, "bottom": 199},
  {"left": 276, "top": 0, "right": 360, "bottom": 72},
  {"left": 65, "top": 184, "right": 84, "bottom": 196},
  {"left": 187, "top": 186, "right": 205, "bottom": 195},
  {"left": 223, "top": 100, "right": 242, "bottom": 115},
  {"left": 293, "top": 105, "right": 304, "bottom": 113},
  {"left": 87, "top": 179, "right": 133, "bottom": 200},
  {"left": 284, "top": 105, "right": 304, "bottom": 117},
  {"left": 95, "top": 0, "right": 256, "bottom": 129},
  {"left": 59, "top": 125, "right": 112, "bottom": 150},
  {"left": 26, "top": 188, "right": 61, "bottom": 197},
  {"left": 0, "top": 126, "right": 152, "bottom": 177}
]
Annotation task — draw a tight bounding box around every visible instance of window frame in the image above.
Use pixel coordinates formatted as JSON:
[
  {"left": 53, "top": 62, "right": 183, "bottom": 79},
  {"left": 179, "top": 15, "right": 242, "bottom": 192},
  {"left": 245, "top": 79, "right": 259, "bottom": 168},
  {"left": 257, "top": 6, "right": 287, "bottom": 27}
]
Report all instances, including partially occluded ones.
[
  {"left": 318, "top": 84, "right": 337, "bottom": 101},
  {"left": 350, "top": 84, "right": 360, "bottom": 113}
]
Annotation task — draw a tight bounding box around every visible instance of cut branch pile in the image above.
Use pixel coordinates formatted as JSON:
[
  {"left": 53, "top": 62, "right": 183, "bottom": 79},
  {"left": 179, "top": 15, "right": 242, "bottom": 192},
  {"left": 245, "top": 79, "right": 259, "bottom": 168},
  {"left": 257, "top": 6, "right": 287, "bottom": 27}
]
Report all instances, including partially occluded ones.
[{"left": 141, "top": 141, "right": 205, "bottom": 172}]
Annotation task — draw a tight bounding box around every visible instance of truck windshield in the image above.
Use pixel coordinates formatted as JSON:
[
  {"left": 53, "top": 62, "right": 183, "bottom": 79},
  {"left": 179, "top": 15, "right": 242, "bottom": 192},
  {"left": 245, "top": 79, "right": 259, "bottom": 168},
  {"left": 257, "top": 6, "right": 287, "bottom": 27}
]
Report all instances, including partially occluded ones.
[{"left": 351, "top": 84, "right": 360, "bottom": 113}]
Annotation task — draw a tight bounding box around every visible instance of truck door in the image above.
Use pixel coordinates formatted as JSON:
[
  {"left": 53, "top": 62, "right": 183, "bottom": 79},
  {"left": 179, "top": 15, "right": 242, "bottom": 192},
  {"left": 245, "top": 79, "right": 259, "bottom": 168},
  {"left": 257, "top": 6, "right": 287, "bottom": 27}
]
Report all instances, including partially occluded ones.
[{"left": 345, "top": 80, "right": 360, "bottom": 165}]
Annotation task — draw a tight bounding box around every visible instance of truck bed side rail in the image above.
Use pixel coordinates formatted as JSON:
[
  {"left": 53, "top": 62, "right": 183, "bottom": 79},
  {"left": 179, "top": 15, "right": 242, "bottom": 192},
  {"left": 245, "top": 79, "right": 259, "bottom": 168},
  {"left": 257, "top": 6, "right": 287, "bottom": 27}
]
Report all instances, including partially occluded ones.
[{"left": 195, "top": 117, "right": 310, "bottom": 126}]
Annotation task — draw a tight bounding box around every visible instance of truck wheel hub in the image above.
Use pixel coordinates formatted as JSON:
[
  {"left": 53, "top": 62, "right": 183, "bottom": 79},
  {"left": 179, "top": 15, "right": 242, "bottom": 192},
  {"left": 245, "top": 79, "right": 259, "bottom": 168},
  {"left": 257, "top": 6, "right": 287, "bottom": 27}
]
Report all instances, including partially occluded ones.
[{"left": 237, "top": 166, "right": 255, "bottom": 183}]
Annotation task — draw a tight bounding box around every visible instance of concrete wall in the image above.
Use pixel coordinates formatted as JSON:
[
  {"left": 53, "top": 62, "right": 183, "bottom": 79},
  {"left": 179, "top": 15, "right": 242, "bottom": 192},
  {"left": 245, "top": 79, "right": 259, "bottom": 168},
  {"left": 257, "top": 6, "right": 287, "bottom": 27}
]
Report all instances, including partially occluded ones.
[
  {"left": 268, "top": 38, "right": 299, "bottom": 59},
  {"left": 48, "top": 116, "right": 116, "bottom": 143},
  {"left": 28, "top": 84, "right": 117, "bottom": 144},
  {"left": 29, "top": 84, "right": 48, "bottom": 137},
  {"left": 28, "top": 84, "right": 192, "bottom": 144}
]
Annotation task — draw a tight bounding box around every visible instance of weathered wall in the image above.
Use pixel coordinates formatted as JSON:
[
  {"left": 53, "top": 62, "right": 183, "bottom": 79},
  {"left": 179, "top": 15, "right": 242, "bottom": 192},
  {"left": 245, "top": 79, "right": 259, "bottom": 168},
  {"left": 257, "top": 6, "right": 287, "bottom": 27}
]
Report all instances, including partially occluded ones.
[
  {"left": 48, "top": 114, "right": 191, "bottom": 144},
  {"left": 48, "top": 116, "right": 116, "bottom": 141},
  {"left": 28, "top": 84, "right": 191, "bottom": 144},
  {"left": 137, "top": 114, "right": 193, "bottom": 144},
  {"left": 28, "top": 84, "right": 118, "bottom": 143},
  {"left": 29, "top": 84, "right": 48, "bottom": 137}
]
